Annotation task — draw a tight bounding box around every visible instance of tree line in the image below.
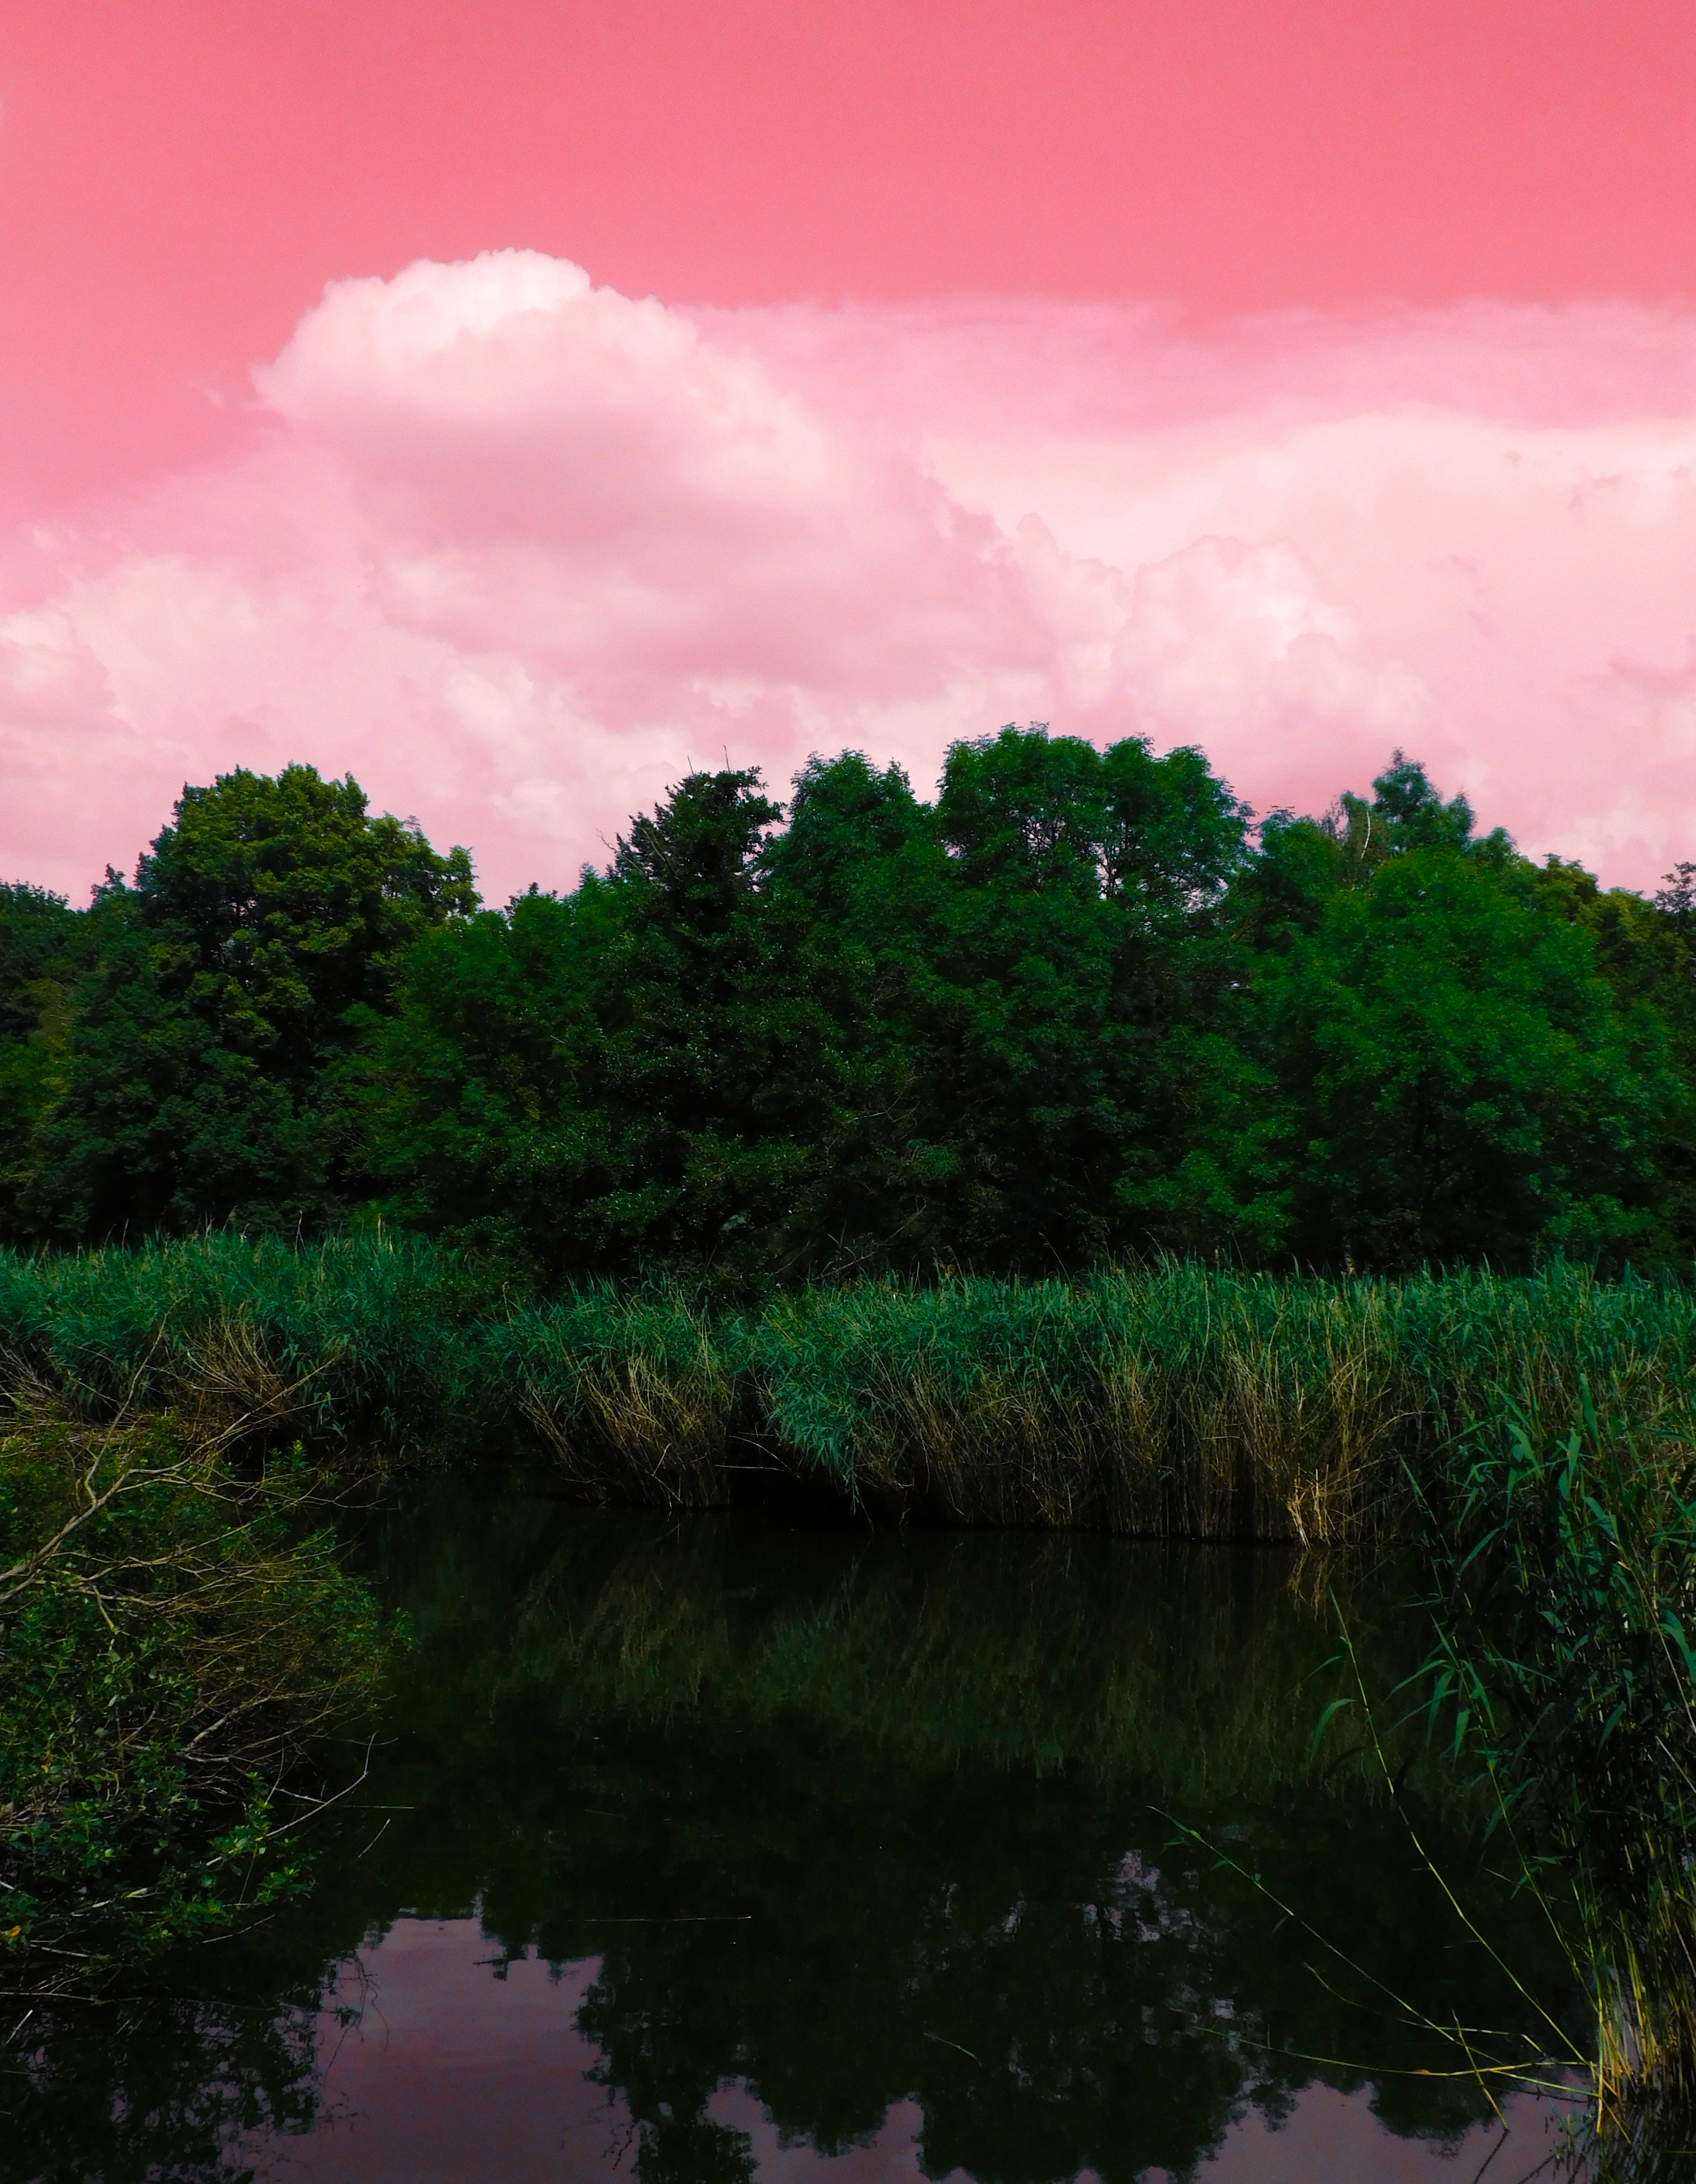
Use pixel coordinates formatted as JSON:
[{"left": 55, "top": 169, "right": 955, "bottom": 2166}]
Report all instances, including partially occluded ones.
[{"left": 3, "top": 729, "right": 1694, "bottom": 1280}]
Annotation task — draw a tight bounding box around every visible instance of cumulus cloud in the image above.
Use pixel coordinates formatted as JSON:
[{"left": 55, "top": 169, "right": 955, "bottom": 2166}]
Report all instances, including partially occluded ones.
[{"left": 4, "top": 252, "right": 1696, "bottom": 900}]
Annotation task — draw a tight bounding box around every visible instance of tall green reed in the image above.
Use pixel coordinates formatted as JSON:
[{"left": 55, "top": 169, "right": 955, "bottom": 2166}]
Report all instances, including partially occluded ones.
[
  {"left": 0, "top": 1232, "right": 501, "bottom": 1454},
  {"left": 1411, "top": 1395, "right": 1696, "bottom": 2132},
  {"left": 7, "top": 1243, "right": 1696, "bottom": 1537},
  {"left": 488, "top": 1286, "right": 751, "bottom": 1504},
  {"left": 754, "top": 1262, "right": 1696, "bottom": 1540},
  {"left": 755, "top": 1268, "right": 1407, "bottom": 1536}
]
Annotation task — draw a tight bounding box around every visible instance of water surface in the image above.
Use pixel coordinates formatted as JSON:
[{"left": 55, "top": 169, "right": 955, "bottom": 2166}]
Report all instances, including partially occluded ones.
[{"left": 8, "top": 1471, "right": 1589, "bottom": 2182}]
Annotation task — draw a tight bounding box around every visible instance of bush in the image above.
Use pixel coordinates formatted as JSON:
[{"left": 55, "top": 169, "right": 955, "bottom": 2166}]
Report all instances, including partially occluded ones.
[{"left": 0, "top": 1387, "right": 385, "bottom": 1990}]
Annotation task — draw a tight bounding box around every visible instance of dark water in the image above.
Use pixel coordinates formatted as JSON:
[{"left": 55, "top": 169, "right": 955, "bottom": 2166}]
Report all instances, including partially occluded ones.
[{"left": 7, "top": 1472, "right": 1592, "bottom": 2184}]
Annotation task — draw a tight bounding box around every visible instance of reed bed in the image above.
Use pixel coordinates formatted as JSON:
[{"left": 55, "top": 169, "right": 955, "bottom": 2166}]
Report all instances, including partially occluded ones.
[
  {"left": 750, "top": 1263, "right": 1696, "bottom": 1540},
  {"left": 1409, "top": 1397, "right": 1696, "bottom": 2141},
  {"left": 496, "top": 1287, "right": 749, "bottom": 1505},
  {"left": 6, "top": 1240, "right": 1696, "bottom": 1537},
  {"left": 0, "top": 1232, "right": 499, "bottom": 1454},
  {"left": 487, "top": 1261, "right": 1696, "bottom": 1537},
  {"left": 754, "top": 1271, "right": 1410, "bottom": 1537}
]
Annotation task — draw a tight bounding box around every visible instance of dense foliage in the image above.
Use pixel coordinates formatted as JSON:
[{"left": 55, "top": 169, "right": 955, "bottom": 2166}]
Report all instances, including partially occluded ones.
[
  {"left": 0, "top": 881, "right": 82, "bottom": 1239},
  {"left": 2, "top": 735, "right": 1692, "bottom": 1275},
  {"left": 0, "top": 1395, "right": 384, "bottom": 1988}
]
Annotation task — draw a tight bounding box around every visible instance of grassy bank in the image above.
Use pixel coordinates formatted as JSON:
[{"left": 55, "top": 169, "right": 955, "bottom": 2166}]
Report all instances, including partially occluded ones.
[{"left": 8, "top": 1235, "right": 1696, "bottom": 1539}]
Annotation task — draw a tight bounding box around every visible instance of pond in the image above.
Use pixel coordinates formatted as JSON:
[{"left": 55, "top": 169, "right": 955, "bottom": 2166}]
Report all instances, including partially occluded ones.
[{"left": 8, "top": 1468, "right": 1592, "bottom": 2183}]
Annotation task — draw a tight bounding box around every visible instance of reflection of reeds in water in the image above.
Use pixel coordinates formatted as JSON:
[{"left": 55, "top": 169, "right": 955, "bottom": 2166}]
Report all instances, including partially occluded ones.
[{"left": 472, "top": 1502, "right": 1426, "bottom": 1802}]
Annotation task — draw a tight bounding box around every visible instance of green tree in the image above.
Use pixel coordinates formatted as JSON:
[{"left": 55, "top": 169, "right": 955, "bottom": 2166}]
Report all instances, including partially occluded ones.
[
  {"left": 367, "top": 769, "right": 854, "bottom": 1283},
  {"left": 370, "top": 735, "right": 1266, "bottom": 1281},
  {"left": 757, "top": 750, "right": 953, "bottom": 1269},
  {"left": 182, "top": 738, "right": 1696, "bottom": 1283},
  {"left": 914, "top": 727, "right": 1261, "bottom": 1264},
  {"left": 1241, "top": 759, "right": 1681, "bottom": 1270},
  {"left": 764, "top": 729, "right": 1268, "bottom": 1269},
  {"left": 1508, "top": 855, "right": 1696, "bottom": 1270},
  {"left": 0, "top": 883, "right": 84, "bottom": 1241},
  {"left": 36, "top": 766, "right": 475, "bottom": 1239}
]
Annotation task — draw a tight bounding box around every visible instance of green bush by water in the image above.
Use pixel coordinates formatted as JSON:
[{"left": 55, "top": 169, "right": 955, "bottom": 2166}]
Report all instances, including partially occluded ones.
[
  {"left": 0, "top": 1236, "right": 437, "bottom": 1991},
  {"left": 0, "top": 1394, "right": 385, "bottom": 1991}
]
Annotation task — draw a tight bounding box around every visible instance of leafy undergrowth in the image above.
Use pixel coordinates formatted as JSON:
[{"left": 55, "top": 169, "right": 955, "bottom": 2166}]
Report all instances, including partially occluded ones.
[{"left": 0, "top": 1365, "right": 386, "bottom": 2001}]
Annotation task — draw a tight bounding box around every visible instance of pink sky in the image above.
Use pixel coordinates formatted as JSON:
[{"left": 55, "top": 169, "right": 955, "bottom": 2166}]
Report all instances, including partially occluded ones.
[{"left": 3, "top": 0, "right": 1695, "bottom": 900}]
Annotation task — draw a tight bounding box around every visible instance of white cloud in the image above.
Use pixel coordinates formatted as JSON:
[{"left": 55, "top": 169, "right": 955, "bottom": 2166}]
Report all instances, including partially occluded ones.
[{"left": 5, "top": 256, "right": 1696, "bottom": 899}]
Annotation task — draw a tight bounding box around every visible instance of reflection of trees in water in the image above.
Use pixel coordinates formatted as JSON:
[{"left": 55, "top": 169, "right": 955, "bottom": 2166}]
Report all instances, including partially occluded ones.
[
  {"left": 5, "top": 1990, "right": 322, "bottom": 2184},
  {"left": 551, "top": 1720, "right": 1542, "bottom": 2184},
  {"left": 426, "top": 1493, "right": 1566, "bottom": 2181},
  {"left": 1, "top": 1481, "right": 1586, "bottom": 2183}
]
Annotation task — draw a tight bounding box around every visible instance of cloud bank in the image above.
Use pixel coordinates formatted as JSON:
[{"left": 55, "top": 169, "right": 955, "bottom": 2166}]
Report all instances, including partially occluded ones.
[{"left": 5, "top": 253, "right": 1696, "bottom": 901}]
